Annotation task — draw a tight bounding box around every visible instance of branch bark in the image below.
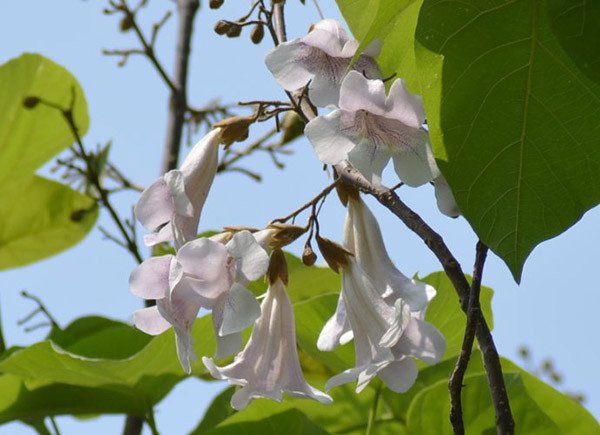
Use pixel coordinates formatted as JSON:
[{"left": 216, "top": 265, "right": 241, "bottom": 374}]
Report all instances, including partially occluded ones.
[
  {"left": 125, "top": 2, "right": 199, "bottom": 434},
  {"left": 449, "top": 241, "right": 487, "bottom": 434}
]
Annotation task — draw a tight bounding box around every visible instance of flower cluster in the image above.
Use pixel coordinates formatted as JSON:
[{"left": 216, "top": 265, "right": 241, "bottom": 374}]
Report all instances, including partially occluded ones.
[{"left": 128, "top": 18, "right": 450, "bottom": 411}]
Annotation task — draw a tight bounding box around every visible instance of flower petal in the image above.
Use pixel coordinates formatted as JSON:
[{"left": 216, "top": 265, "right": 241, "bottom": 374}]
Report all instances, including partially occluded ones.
[
  {"left": 317, "top": 293, "right": 351, "bottom": 351},
  {"left": 219, "top": 283, "right": 261, "bottom": 336},
  {"left": 129, "top": 255, "right": 173, "bottom": 299},
  {"left": 339, "top": 71, "right": 387, "bottom": 116},
  {"left": 214, "top": 332, "right": 243, "bottom": 359},
  {"left": 265, "top": 39, "right": 314, "bottom": 92},
  {"left": 134, "top": 177, "right": 173, "bottom": 231},
  {"left": 143, "top": 222, "right": 173, "bottom": 246},
  {"left": 309, "top": 73, "right": 342, "bottom": 108},
  {"left": 434, "top": 175, "right": 461, "bottom": 217},
  {"left": 302, "top": 27, "right": 345, "bottom": 57},
  {"left": 390, "top": 137, "right": 435, "bottom": 187},
  {"left": 377, "top": 357, "right": 418, "bottom": 393},
  {"left": 305, "top": 110, "right": 357, "bottom": 165},
  {"left": 393, "top": 317, "right": 446, "bottom": 364},
  {"left": 226, "top": 231, "right": 269, "bottom": 282},
  {"left": 132, "top": 306, "right": 171, "bottom": 335},
  {"left": 164, "top": 169, "right": 194, "bottom": 218},
  {"left": 305, "top": 19, "right": 349, "bottom": 55},
  {"left": 386, "top": 78, "right": 426, "bottom": 129},
  {"left": 379, "top": 298, "right": 412, "bottom": 348},
  {"left": 347, "top": 139, "right": 392, "bottom": 186}
]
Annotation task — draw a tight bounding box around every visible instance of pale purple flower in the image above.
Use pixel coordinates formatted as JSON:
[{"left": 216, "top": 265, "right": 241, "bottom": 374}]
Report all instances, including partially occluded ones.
[
  {"left": 318, "top": 196, "right": 437, "bottom": 351},
  {"left": 203, "top": 278, "right": 332, "bottom": 410},
  {"left": 265, "top": 19, "right": 381, "bottom": 107},
  {"left": 305, "top": 71, "right": 437, "bottom": 187},
  {"left": 129, "top": 231, "right": 269, "bottom": 372},
  {"left": 318, "top": 196, "right": 445, "bottom": 393},
  {"left": 433, "top": 174, "right": 460, "bottom": 218},
  {"left": 135, "top": 128, "right": 222, "bottom": 247}
]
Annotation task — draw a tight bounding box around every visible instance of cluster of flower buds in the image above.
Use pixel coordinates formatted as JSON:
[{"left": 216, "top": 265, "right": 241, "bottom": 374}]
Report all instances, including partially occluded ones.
[{"left": 129, "top": 18, "right": 450, "bottom": 410}]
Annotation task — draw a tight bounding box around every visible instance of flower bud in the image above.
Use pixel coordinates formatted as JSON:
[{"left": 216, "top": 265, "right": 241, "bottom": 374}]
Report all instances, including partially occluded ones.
[
  {"left": 214, "top": 20, "right": 231, "bottom": 35},
  {"left": 22, "top": 96, "right": 40, "bottom": 109},
  {"left": 302, "top": 243, "right": 317, "bottom": 266},
  {"left": 267, "top": 248, "right": 288, "bottom": 285},
  {"left": 209, "top": 0, "right": 224, "bottom": 9},
  {"left": 119, "top": 15, "right": 134, "bottom": 32},
  {"left": 279, "top": 112, "right": 303, "bottom": 145},
  {"left": 226, "top": 23, "right": 242, "bottom": 38},
  {"left": 315, "top": 235, "right": 353, "bottom": 273},
  {"left": 250, "top": 24, "right": 264, "bottom": 44}
]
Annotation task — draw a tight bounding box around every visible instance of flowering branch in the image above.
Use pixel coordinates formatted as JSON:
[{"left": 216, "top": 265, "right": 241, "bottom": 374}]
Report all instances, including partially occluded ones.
[
  {"left": 268, "top": 5, "right": 514, "bottom": 433},
  {"left": 270, "top": 179, "right": 338, "bottom": 225},
  {"left": 449, "top": 241, "right": 488, "bottom": 434}
]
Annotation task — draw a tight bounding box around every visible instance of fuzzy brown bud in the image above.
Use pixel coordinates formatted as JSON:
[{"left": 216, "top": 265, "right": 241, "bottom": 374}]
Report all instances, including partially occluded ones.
[
  {"left": 214, "top": 20, "right": 231, "bottom": 35},
  {"left": 119, "top": 15, "right": 134, "bottom": 32},
  {"left": 209, "top": 0, "right": 224, "bottom": 9},
  {"left": 268, "top": 223, "right": 307, "bottom": 249},
  {"left": 213, "top": 115, "right": 256, "bottom": 147},
  {"left": 279, "top": 111, "right": 303, "bottom": 145},
  {"left": 226, "top": 23, "right": 242, "bottom": 38},
  {"left": 302, "top": 243, "right": 317, "bottom": 266},
  {"left": 23, "top": 96, "right": 40, "bottom": 109},
  {"left": 315, "top": 235, "right": 353, "bottom": 273},
  {"left": 250, "top": 24, "right": 264, "bottom": 44},
  {"left": 267, "top": 248, "right": 288, "bottom": 285}
]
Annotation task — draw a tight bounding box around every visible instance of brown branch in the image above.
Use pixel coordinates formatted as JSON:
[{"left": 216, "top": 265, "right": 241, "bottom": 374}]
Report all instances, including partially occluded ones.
[
  {"left": 449, "top": 241, "right": 488, "bottom": 434},
  {"left": 159, "top": 0, "right": 200, "bottom": 174},
  {"left": 270, "top": 179, "right": 338, "bottom": 224}
]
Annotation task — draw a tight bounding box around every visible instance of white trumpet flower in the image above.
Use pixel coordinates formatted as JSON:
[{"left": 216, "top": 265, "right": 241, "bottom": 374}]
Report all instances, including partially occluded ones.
[
  {"left": 135, "top": 128, "right": 222, "bottom": 247},
  {"left": 129, "top": 231, "right": 269, "bottom": 372},
  {"left": 265, "top": 19, "right": 381, "bottom": 108},
  {"left": 203, "top": 277, "right": 332, "bottom": 410}
]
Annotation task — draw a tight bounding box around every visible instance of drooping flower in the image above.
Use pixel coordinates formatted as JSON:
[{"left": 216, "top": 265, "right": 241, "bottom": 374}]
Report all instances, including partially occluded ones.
[
  {"left": 129, "top": 231, "right": 269, "bottom": 372},
  {"left": 135, "top": 128, "right": 222, "bottom": 247},
  {"left": 203, "top": 250, "right": 332, "bottom": 410},
  {"left": 305, "top": 70, "right": 436, "bottom": 187},
  {"left": 318, "top": 195, "right": 437, "bottom": 351},
  {"left": 433, "top": 174, "right": 460, "bottom": 218},
  {"left": 265, "top": 19, "right": 381, "bottom": 107},
  {"left": 317, "top": 197, "right": 445, "bottom": 393}
]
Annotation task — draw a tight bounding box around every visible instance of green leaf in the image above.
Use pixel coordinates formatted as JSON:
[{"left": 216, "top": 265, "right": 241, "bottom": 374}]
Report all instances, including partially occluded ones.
[
  {"left": 413, "top": 0, "right": 600, "bottom": 280},
  {"left": 0, "top": 53, "right": 89, "bottom": 189},
  {"left": 191, "top": 387, "right": 237, "bottom": 434},
  {"left": 0, "top": 176, "right": 98, "bottom": 270},
  {"left": 420, "top": 271, "right": 494, "bottom": 358},
  {"left": 204, "top": 401, "right": 328, "bottom": 435},
  {"left": 0, "top": 315, "right": 216, "bottom": 424},
  {"left": 338, "top": 1, "right": 600, "bottom": 280},
  {"left": 406, "top": 370, "right": 600, "bottom": 434}
]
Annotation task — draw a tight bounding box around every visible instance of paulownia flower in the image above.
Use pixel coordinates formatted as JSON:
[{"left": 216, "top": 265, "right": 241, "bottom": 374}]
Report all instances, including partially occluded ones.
[
  {"left": 305, "top": 71, "right": 460, "bottom": 216},
  {"left": 318, "top": 197, "right": 445, "bottom": 393},
  {"left": 203, "top": 252, "right": 332, "bottom": 410},
  {"left": 265, "top": 19, "right": 381, "bottom": 107},
  {"left": 318, "top": 195, "right": 436, "bottom": 351},
  {"left": 135, "top": 128, "right": 221, "bottom": 247},
  {"left": 129, "top": 231, "right": 269, "bottom": 372}
]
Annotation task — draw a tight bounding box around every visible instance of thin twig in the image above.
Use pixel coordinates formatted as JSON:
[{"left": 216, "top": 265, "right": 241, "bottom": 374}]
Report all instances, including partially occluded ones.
[
  {"left": 270, "top": 179, "right": 338, "bottom": 224},
  {"left": 365, "top": 382, "right": 383, "bottom": 435},
  {"left": 449, "top": 241, "right": 488, "bottom": 434},
  {"left": 19, "top": 290, "right": 60, "bottom": 329}
]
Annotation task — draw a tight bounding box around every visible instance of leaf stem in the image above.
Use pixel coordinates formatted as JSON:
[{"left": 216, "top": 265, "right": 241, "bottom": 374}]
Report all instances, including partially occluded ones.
[{"left": 366, "top": 383, "right": 383, "bottom": 435}]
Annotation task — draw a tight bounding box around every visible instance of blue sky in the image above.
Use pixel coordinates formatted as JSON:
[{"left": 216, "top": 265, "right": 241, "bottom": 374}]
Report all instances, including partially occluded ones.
[{"left": 1, "top": 0, "right": 599, "bottom": 433}]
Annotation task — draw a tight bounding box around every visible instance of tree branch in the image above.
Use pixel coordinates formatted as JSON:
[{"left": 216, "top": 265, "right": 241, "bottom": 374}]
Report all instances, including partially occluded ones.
[
  {"left": 159, "top": 0, "right": 200, "bottom": 174},
  {"left": 449, "top": 241, "right": 487, "bottom": 434}
]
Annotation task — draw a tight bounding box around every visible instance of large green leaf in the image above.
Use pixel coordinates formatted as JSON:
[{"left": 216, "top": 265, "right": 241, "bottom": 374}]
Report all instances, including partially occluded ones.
[
  {"left": 0, "top": 53, "right": 89, "bottom": 189},
  {"left": 0, "top": 176, "right": 98, "bottom": 270},
  {"left": 406, "top": 370, "right": 600, "bottom": 434},
  {"left": 421, "top": 271, "right": 494, "bottom": 358},
  {"left": 0, "top": 315, "right": 216, "bottom": 424},
  {"left": 338, "top": 1, "right": 600, "bottom": 280}
]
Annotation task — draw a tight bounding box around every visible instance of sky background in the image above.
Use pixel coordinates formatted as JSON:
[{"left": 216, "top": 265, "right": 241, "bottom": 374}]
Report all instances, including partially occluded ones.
[{"left": 1, "top": 0, "right": 599, "bottom": 433}]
